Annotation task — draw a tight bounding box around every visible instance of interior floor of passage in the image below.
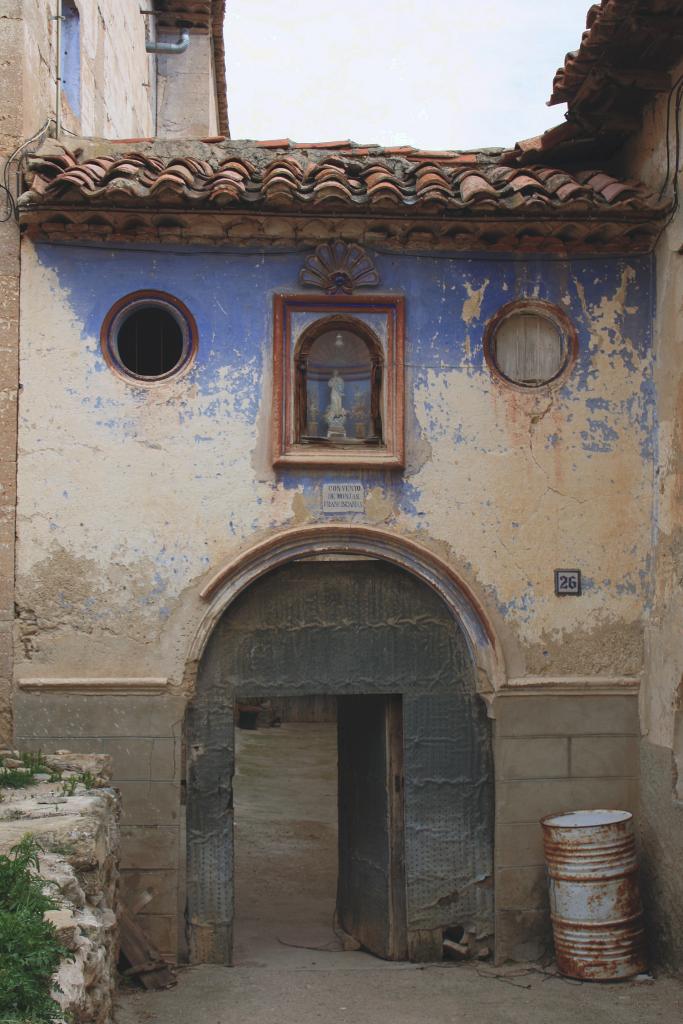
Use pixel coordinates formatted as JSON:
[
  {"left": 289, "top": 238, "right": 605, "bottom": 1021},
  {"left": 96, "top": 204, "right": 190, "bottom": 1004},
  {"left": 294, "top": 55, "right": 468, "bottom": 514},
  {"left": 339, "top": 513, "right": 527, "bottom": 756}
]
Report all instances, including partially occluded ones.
[{"left": 233, "top": 719, "right": 378, "bottom": 968}]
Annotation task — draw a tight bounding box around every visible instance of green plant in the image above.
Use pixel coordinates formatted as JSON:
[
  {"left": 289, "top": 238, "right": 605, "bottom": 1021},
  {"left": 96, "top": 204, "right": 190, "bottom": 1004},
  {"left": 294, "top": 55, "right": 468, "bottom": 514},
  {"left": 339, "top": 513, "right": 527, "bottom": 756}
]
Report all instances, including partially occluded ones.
[
  {"left": 0, "top": 766, "right": 37, "bottom": 791},
  {"left": 60, "top": 771, "right": 97, "bottom": 797},
  {"left": 0, "top": 836, "right": 73, "bottom": 1023},
  {"left": 78, "top": 772, "right": 96, "bottom": 791},
  {"left": 0, "top": 751, "right": 52, "bottom": 793},
  {"left": 20, "top": 752, "right": 52, "bottom": 775},
  {"left": 59, "top": 777, "right": 78, "bottom": 797}
]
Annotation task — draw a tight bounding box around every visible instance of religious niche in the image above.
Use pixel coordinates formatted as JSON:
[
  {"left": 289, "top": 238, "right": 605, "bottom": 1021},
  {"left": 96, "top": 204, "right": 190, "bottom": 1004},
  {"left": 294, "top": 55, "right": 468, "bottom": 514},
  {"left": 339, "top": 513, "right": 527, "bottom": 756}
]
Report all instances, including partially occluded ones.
[
  {"left": 272, "top": 295, "right": 405, "bottom": 468},
  {"left": 299, "top": 326, "right": 381, "bottom": 445}
]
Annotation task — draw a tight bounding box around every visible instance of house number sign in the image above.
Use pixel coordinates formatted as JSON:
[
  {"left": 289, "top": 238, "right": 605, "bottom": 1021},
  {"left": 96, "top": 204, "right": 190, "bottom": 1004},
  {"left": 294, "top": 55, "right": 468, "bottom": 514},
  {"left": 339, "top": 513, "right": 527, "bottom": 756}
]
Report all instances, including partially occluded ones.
[
  {"left": 554, "top": 569, "right": 581, "bottom": 596},
  {"left": 322, "top": 482, "right": 365, "bottom": 513}
]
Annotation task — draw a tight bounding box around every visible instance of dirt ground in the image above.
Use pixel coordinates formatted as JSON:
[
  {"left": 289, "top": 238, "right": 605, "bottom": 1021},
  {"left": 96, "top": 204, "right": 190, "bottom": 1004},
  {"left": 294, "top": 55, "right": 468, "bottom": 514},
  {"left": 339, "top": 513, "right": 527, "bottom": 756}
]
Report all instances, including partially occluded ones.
[{"left": 115, "top": 723, "right": 683, "bottom": 1024}]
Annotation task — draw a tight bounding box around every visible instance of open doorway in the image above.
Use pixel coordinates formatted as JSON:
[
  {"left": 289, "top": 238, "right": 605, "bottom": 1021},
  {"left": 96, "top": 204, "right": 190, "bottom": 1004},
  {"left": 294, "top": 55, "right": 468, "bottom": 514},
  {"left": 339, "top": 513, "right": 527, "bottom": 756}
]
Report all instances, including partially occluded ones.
[
  {"left": 187, "top": 558, "right": 494, "bottom": 965},
  {"left": 233, "top": 698, "right": 338, "bottom": 965},
  {"left": 233, "top": 693, "right": 406, "bottom": 965}
]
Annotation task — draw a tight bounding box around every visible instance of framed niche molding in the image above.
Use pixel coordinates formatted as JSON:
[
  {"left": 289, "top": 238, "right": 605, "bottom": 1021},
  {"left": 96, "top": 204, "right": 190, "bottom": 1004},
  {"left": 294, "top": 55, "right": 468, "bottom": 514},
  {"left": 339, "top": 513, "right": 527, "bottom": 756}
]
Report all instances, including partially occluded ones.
[{"left": 272, "top": 244, "right": 405, "bottom": 469}]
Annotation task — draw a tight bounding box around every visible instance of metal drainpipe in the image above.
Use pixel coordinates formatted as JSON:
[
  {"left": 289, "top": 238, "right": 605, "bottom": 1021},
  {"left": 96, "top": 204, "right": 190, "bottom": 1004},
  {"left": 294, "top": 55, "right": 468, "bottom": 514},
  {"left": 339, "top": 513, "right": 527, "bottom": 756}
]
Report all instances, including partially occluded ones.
[
  {"left": 55, "top": 0, "right": 63, "bottom": 137},
  {"left": 146, "top": 30, "right": 190, "bottom": 55}
]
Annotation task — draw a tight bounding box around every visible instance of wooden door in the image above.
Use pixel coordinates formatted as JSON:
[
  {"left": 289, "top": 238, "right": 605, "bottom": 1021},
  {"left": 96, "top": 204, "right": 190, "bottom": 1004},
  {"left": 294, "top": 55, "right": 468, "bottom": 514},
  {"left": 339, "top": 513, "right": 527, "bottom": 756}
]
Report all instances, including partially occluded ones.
[{"left": 337, "top": 694, "right": 407, "bottom": 960}]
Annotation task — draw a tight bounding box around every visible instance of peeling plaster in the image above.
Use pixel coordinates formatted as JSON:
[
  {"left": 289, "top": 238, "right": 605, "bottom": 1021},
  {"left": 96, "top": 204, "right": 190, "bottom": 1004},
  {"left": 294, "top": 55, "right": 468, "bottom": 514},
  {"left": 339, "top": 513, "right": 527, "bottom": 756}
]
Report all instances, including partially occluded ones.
[
  {"left": 17, "top": 242, "right": 655, "bottom": 684},
  {"left": 461, "top": 280, "right": 489, "bottom": 324}
]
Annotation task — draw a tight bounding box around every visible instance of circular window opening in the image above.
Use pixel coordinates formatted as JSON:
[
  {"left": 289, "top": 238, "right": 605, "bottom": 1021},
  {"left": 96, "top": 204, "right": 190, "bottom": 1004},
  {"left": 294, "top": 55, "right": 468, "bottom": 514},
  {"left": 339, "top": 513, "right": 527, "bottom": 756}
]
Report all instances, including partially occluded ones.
[
  {"left": 102, "top": 291, "right": 198, "bottom": 383},
  {"left": 486, "top": 304, "right": 575, "bottom": 388}
]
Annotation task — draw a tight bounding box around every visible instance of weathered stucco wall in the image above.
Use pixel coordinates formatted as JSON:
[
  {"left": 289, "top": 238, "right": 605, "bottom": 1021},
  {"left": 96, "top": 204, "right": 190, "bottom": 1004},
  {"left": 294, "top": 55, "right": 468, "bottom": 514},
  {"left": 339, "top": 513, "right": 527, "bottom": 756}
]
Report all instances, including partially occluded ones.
[
  {"left": 14, "top": 239, "right": 654, "bottom": 958},
  {"left": 619, "top": 60, "right": 683, "bottom": 975},
  {"left": 15, "top": 243, "right": 654, "bottom": 684},
  {"left": 0, "top": 0, "right": 222, "bottom": 736},
  {"left": 0, "top": 0, "right": 185, "bottom": 738}
]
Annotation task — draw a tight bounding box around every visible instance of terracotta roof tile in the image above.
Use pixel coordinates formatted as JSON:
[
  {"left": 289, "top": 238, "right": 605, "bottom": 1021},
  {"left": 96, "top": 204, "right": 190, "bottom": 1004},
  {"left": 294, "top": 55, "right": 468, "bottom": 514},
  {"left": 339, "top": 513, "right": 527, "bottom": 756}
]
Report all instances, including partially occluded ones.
[
  {"left": 19, "top": 141, "right": 666, "bottom": 225},
  {"left": 549, "top": 0, "right": 683, "bottom": 106}
]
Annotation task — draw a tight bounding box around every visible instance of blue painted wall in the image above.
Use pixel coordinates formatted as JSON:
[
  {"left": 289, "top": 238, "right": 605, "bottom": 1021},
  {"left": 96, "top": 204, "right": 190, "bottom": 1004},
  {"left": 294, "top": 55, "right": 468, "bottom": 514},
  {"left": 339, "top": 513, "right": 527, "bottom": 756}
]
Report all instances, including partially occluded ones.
[{"left": 20, "top": 240, "right": 655, "bottom": 662}]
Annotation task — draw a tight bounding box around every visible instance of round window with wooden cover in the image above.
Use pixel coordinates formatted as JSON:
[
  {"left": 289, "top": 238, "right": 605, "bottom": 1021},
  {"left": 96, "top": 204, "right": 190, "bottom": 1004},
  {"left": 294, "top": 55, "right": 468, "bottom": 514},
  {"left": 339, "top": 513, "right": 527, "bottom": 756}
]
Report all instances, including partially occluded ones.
[
  {"left": 484, "top": 300, "right": 577, "bottom": 388},
  {"left": 101, "top": 290, "right": 198, "bottom": 384},
  {"left": 295, "top": 318, "right": 383, "bottom": 445}
]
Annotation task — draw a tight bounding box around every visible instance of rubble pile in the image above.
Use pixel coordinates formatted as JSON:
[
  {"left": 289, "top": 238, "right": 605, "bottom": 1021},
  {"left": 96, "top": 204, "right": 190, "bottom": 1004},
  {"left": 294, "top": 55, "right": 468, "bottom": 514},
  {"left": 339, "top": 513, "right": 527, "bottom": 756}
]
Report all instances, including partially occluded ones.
[{"left": 0, "top": 751, "right": 120, "bottom": 1024}]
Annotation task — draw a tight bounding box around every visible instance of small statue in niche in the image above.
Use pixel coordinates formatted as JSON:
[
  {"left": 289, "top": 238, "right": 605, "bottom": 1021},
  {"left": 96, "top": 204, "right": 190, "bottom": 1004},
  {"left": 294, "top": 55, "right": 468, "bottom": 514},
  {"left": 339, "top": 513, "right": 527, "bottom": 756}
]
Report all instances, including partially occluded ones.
[{"left": 324, "top": 368, "right": 348, "bottom": 438}]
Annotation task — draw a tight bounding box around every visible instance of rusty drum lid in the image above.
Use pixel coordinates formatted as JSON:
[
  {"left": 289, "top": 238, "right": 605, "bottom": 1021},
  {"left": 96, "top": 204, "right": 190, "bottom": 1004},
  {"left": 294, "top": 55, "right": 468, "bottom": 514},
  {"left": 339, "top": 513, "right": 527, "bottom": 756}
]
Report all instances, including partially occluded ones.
[{"left": 541, "top": 809, "right": 632, "bottom": 829}]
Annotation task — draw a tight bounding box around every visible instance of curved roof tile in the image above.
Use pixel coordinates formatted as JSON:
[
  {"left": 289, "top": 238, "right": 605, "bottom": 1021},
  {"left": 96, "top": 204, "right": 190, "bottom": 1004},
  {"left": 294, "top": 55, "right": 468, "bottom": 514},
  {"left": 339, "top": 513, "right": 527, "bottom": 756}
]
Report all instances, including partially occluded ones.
[{"left": 21, "top": 142, "right": 664, "bottom": 218}]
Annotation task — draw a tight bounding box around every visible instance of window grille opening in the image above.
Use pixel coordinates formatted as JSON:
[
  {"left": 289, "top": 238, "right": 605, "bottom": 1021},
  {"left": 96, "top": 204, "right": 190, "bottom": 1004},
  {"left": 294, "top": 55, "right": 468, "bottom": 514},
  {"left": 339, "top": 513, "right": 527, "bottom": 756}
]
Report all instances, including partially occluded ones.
[
  {"left": 493, "top": 311, "right": 566, "bottom": 386},
  {"left": 116, "top": 307, "right": 184, "bottom": 378},
  {"left": 102, "top": 292, "right": 198, "bottom": 384}
]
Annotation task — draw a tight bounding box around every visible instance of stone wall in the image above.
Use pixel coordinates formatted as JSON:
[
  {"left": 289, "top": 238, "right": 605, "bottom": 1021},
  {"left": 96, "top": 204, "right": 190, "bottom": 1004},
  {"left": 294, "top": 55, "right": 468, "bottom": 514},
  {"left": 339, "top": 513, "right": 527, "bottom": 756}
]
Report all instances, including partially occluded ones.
[
  {"left": 493, "top": 689, "right": 640, "bottom": 962},
  {"left": 0, "top": 750, "right": 120, "bottom": 1023},
  {"left": 0, "top": 0, "right": 30, "bottom": 745},
  {"left": 22, "top": 0, "right": 156, "bottom": 139},
  {"left": 618, "top": 56, "right": 683, "bottom": 976},
  {"left": 0, "top": 0, "right": 223, "bottom": 739},
  {"left": 13, "top": 233, "right": 655, "bottom": 960},
  {"left": 16, "top": 691, "right": 184, "bottom": 959}
]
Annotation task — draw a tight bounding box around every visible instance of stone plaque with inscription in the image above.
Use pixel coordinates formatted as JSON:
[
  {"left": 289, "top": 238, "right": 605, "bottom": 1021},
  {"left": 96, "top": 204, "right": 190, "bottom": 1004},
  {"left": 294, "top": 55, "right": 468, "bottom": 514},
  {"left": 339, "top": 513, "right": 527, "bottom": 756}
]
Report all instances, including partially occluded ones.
[{"left": 322, "top": 482, "right": 365, "bottom": 514}]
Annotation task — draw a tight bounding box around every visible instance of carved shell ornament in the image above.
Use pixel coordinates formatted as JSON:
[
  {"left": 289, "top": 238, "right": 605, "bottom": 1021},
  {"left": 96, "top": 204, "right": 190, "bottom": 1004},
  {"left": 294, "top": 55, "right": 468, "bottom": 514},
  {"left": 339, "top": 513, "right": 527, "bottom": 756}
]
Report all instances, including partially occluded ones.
[{"left": 299, "top": 242, "right": 380, "bottom": 294}]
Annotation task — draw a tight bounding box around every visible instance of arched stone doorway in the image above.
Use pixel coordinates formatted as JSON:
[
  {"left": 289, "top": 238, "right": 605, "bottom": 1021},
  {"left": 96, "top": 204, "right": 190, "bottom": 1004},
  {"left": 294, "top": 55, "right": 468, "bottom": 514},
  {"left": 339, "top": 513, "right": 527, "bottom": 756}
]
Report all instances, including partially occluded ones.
[{"left": 185, "top": 529, "right": 497, "bottom": 965}]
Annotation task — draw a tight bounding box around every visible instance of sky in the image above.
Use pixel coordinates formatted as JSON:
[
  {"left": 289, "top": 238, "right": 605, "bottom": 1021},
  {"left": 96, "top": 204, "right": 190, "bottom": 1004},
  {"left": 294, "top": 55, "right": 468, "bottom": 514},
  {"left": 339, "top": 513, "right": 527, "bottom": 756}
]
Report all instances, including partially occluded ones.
[{"left": 224, "top": 1, "right": 591, "bottom": 151}]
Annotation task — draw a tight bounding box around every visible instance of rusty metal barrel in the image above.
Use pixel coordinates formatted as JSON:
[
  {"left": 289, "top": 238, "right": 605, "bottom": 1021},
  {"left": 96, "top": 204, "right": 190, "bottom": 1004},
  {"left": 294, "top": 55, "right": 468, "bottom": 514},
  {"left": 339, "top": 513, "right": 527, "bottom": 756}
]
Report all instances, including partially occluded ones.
[{"left": 541, "top": 809, "right": 647, "bottom": 980}]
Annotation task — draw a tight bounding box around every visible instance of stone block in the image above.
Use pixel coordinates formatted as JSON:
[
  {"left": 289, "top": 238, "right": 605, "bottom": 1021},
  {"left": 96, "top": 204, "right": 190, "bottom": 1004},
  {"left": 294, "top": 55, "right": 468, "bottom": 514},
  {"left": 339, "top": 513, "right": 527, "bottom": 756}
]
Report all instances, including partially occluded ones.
[
  {"left": 495, "top": 822, "right": 545, "bottom": 868},
  {"left": 496, "top": 737, "right": 569, "bottom": 780},
  {"left": 0, "top": 1, "right": 22, "bottom": 19},
  {"left": 0, "top": 344, "right": 18, "bottom": 388},
  {"left": 639, "top": 739, "right": 683, "bottom": 973},
  {"left": 120, "top": 868, "right": 179, "bottom": 916},
  {"left": 0, "top": 644, "right": 11, "bottom": 681},
  {"left": 497, "top": 777, "right": 639, "bottom": 824},
  {"left": 117, "top": 781, "right": 180, "bottom": 826},
  {"left": 13, "top": 693, "right": 186, "bottom": 739},
  {"left": 494, "top": 909, "right": 552, "bottom": 965},
  {"left": 120, "top": 826, "right": 180, "bottom": 871},
  {"left": 0, "top": 275, "right": 19, "bottom": 321},
  {"left": 0, "top": 233, "right": 18, "bottom": 284},
  {"left": 495, "top": 694, "right": 638, "bottom": 737},
  {"left": 570, "top": 735, "right": 639, "bottom": 778},
  {"left": 0, "top": 458, "right": 17, "bottom": 504},
  {"left": 496, "top": 865, "right": 549, "bottom": 910},
  {"left": 17, "top": 735, "right": 180, "bottom": 782}
]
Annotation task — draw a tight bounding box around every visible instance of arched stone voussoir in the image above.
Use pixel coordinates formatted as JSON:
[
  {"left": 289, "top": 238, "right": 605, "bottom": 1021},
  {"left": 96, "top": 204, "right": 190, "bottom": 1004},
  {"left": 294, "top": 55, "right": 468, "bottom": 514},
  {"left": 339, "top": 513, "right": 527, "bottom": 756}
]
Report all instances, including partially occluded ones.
[{"left": 187, "top": 524, "right": 505, "bottom": 694}]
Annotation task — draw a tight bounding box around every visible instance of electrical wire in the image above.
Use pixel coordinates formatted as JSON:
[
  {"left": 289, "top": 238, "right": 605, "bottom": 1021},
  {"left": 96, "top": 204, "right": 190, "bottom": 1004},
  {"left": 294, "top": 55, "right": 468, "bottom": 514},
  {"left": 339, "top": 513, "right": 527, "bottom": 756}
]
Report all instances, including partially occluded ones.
[
  {"left": 658, "top": 72, "right": 683, "bottom": 201},
  {"left": 653, "top": 75, "right": 683, "bottom": 250},
  {"left": 0, "top": 119, "right": 51, "bottom": 222}
]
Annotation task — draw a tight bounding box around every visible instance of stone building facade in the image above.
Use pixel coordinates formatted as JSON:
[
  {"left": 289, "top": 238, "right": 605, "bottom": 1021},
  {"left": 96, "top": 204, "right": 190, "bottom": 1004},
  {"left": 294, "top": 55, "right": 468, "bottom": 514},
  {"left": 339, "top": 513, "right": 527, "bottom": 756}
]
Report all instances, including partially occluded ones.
[
  {"left": 0, "top": 0, "right": 225, "bottom": 740},
  {"left": 3, "top": 0, "right": 683, "bottom": 972}
]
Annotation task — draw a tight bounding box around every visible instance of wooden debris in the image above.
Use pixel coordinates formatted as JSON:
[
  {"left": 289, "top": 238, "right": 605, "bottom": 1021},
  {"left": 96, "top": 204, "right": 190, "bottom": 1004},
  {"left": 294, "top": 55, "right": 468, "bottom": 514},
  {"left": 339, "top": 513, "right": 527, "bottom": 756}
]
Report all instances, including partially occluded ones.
[
  {"left": 443, "top": 939, "right": 470, "bottom": 961},
  {"left": 119, "top": 904, "right": 176, "bottom": 990}
]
